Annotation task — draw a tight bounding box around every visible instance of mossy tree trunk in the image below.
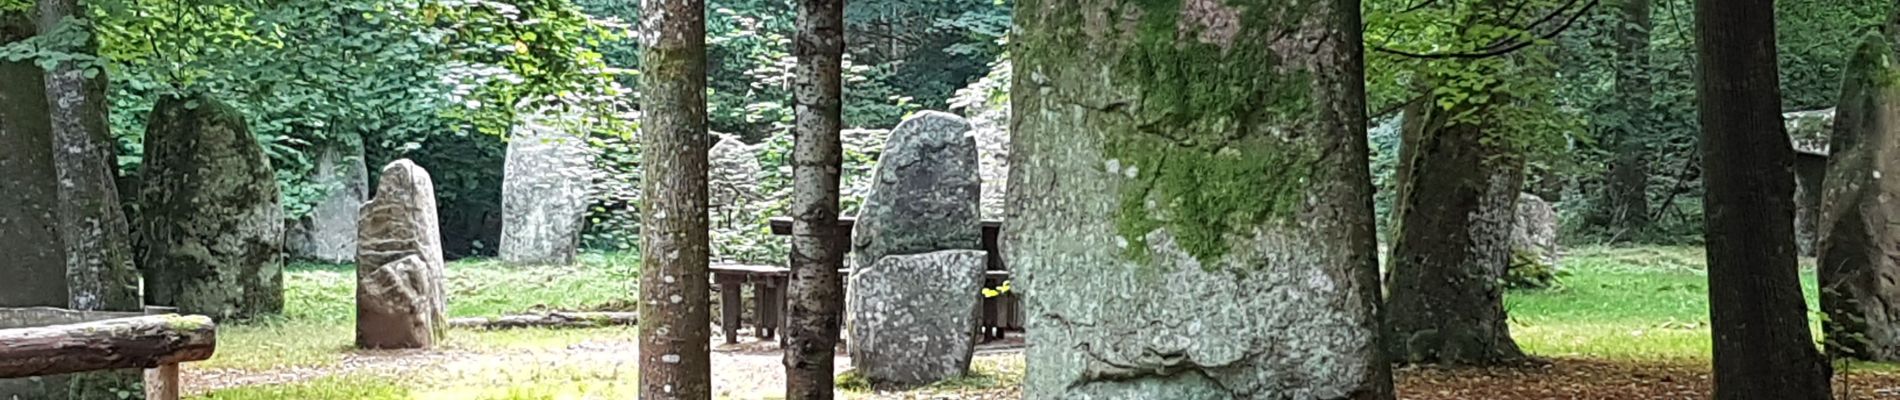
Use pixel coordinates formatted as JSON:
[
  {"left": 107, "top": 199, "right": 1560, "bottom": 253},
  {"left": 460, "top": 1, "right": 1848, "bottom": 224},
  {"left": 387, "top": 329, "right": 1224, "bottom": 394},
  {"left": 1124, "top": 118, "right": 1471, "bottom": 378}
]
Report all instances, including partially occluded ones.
[
  {"left": 1693, "top": 0, "right": 1832, "bottom": 397},
  {"left": 636, "top": 0, "right": 713, "bottom": 398},
  {"left": 783, "top": 0, "right": 845, "bottom": 398},
  {"left": 37, "top": 0, "right": 142, "bottom": 313},
  {"left": 1007, "top": 0, "right": 1392, "bottom": 398},
  {"left": 1383, "top": 96, "right": 1528, "bottom": 366},
  {"left": 1819, "top": 31, "right": 1900, "bottom": 362}
]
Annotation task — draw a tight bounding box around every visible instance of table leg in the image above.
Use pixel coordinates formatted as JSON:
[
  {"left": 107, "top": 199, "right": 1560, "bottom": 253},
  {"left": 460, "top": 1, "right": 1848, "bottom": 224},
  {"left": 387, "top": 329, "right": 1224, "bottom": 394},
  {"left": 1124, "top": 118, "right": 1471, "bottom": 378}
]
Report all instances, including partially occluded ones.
[
  {"left": 754, "top": 280, "right": 775, "bottom": 340},
  {"left": 720, "top": 277, "right": 742, "bottom": 345}
]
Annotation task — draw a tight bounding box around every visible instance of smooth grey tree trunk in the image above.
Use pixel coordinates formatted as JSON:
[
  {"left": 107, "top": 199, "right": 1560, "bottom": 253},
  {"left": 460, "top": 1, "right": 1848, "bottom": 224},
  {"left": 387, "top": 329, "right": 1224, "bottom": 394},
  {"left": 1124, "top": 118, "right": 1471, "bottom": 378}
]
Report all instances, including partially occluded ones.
[
  {"left": 1008, "top": 0, "right": 1392, "bottom": 398},
  {"left": 784, "top": 0, "right": 846, "bottom": 398},
  {"left": 637, "top": 0, "right": 713, "bottom": 398}
]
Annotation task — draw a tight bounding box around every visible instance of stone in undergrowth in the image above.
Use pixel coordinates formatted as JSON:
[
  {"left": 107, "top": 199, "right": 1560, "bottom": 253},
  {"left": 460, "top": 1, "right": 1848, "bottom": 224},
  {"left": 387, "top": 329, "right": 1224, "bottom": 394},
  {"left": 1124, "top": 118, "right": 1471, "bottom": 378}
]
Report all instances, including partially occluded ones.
[
  {"left": 850, "top": 111, "right": 983, "bottom": 270},
  {"left": 1786, "top": 108, "right": 1834, "bottom": 256},
  {"left": 708, "top": 133, "right": 767, "bottom": 262},
  {"left": 1509, "top": 193, "right": 1562, "bottom": 288},
  {"left": 289, "top": 135, "right": 368, "bottom": 263},
  {"left": 500, "top": 110, "right": 593, "bottom": 266},
  {"left": 135, "top": 93, "right": 284, "bottom": 320},
  {"left": 357, "top": 159, "right": 448, "bottom": 349},
  {"left": 848, "top": 250, "right": 986, "bottom": 387}
]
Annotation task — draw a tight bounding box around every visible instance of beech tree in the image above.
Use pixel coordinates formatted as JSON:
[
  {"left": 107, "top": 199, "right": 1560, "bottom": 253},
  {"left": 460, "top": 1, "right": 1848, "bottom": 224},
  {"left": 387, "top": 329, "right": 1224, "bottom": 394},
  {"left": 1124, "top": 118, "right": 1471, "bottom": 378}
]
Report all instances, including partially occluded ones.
[
  {"left": 1693, "top": 0, "right": 1832, "bottom": 397},
  {"left": 782, "top": 0, "right": 846, "bottom": 398},
  {"left": 637, "top": 0, "right": 713, "bottom": 398}
]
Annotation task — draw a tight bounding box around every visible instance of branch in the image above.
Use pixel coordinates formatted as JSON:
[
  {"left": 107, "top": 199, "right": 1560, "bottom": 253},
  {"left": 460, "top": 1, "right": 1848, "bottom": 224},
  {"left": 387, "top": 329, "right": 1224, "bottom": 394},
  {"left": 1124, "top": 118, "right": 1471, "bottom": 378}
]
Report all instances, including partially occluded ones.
[{"left": 1373, "top": 0, "right": 1599, "bottom": 60}]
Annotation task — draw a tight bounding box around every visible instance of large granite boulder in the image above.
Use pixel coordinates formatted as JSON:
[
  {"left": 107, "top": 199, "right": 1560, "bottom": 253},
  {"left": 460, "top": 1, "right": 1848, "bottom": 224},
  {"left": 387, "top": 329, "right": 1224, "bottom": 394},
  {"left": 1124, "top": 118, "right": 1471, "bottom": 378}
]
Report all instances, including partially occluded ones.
[
  {"left": 135, "top": 93, "right": 284, "bottom": 320},
  {"left": 1788, "top": 108, "right": 1835, "bottom": 256},
  {"left": 848, "top": 250, "right": 986, "bottom": 387},
  {"left": 289, "top": 136, "right": 368, "bottom": 263},
  {"left": 357, "top": 159, "right": 447, "bottom": 349},
  {"left": 708, "top": 133, "right": 769, "bottom": 262},
  {"left": 500, "top": 111, "right": 593, "bottom": 266},
  {"left": 850, "top": 111, "right": 983, "bottom": 270}
]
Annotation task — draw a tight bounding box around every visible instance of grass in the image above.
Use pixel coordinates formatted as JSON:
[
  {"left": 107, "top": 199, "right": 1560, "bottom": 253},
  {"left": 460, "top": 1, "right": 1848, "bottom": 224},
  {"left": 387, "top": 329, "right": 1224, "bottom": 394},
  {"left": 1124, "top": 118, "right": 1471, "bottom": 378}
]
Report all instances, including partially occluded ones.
[{"left": 195, "top": 245, "right": 1875, "bottom": 398}]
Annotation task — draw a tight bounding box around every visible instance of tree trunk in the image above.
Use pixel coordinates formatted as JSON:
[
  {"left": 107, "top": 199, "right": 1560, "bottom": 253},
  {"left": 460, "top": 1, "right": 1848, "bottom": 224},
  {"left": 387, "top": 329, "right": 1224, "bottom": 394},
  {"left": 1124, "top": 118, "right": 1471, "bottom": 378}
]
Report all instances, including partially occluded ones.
[
  {"left": 1008, "top": 0, "right": 1392, "bottom": 398},
  {"left": 784, "top": 0, "right": 845, "bottom": 398},
  {"left": 1384, "top": 97, "right": 1528, "bottom": 366},
  {"left": 0, "top": 315, "right": 216, "bottom": 379},
  {"left": 0, "top": 11, "right": 66, "bottom": 309},
  {"left": 37, "top": 0, "right": 141, "bottom": 313},
  {"left": 1818, "top": 31, "right": 1900, "bottom": 362},
  {"left": 1693, "top": 0, "right": 1833, "bottom": 397},
  {"left": 637, "top": 0, "right": 712, "bottom": 398},
  {"left": 1600, "top": 0, "right": 1655, "bottom": 235}
]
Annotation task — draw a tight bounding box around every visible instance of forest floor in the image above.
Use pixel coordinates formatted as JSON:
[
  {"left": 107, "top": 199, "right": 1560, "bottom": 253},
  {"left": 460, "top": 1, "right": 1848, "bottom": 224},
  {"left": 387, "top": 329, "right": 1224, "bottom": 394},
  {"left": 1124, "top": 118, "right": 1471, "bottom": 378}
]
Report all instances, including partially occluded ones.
[{"left": 182, "top": 246, "right": 1900, "bottom": 399}]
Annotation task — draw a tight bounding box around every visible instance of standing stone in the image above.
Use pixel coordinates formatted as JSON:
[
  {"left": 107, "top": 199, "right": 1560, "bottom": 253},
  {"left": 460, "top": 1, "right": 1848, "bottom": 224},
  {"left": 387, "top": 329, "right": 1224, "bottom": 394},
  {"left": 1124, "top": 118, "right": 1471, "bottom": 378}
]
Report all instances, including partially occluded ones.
[
  {"left": 136, "top": 93, "right": 284, "bottom": 320},
  {"left": 708, "top": 133, "right": 766, "bottom": 262},
  {"left": 500, "top": 111, "right": 592, "bottom": 266},
  {"left": 849, "top": 111, "right": 982, "bottom": 271},
  {"left": 357, "top": 159, "right": 447, "bottom": 349},
  {"left": 289, "top": 135, "right": 368, "bottom": 263},
  {"left": 1509, "top": 193, "right": 1562, "bottom": 288},
  {"left": 848, "top": 250, "right": 986, "bottom": 387},
  {"left": 1821, "top": 35, "right": 1900, "bottom": 361},
  {"left": 0, "top": 18, "right": 65, "bottom": 309},
  {"left": 1787, "top": 108, "right": 1834, "bottom": 256}
]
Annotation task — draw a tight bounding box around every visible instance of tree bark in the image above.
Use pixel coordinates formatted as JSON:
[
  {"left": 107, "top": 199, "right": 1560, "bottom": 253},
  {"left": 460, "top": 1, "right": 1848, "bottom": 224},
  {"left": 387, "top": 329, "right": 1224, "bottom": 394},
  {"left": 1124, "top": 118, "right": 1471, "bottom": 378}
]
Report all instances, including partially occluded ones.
[
  {"left": 1818, "top": 31, "right": 1900, "bottom": 362},
  {"left": 0, "top": 315, "right": 216, "bottom": 379},
  {"left": 1008, "top": 0, "right": 1392, "bottom": 398},
  {"left": 1693, "top": 0, "right": 1832, "bottom": 397},
  {"left": 0, "top": 11, "right": 66, "bottom": 309},
  {"left": 1600, "top": 0, "right": 1654, "bottom": 235},
  {"left": 37, "top": 0, "right": 142, "bottom": 312},
  {"left": 637, "top": 0, "right": 713, "bottom": 398},
  {"left": 784, "top": 0, "right": 845, "bottom": 398},
  {"left": 1384, "top": 97, "right": 1528, "bottom": 366}
]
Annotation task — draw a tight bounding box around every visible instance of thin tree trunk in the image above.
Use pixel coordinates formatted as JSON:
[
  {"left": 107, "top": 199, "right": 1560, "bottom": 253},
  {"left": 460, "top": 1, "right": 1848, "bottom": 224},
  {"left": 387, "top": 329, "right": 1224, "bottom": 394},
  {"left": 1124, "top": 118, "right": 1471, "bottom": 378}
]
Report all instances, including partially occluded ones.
[
  {"left": 1008, "top": 0, "right": 1392, "bottom": 397},
  {"left": 1384, "top": 97, "right": 1528, "bottom": 366},
  {"left": 37, "top": 0, "right": 141, "bottom": 312},
  {"left": 784, "top": 0, "right": 845, "bottom": 398},
  {"left": 1693, "top": 0, "right": 1832, "bottom": 397},
  {"left": 637, "top": 0, "right": 712, "bottom": 398},
  {"left": 1601, "top": 0, "right": 1654, "bottom": 235}
]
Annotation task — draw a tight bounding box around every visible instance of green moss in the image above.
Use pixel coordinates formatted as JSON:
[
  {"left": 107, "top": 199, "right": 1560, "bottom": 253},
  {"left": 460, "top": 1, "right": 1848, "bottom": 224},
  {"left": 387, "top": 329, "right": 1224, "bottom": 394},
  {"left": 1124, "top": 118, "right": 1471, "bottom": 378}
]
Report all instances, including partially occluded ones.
[
  {"left": 166, "top": 314, "right": 210, "bottom": 331},
  {"left": 1104, "top": 0, "right": 1324, "bottom": 267},
  {"left": 1851, "top": 32, "right": 1900, "bottom": 89}
]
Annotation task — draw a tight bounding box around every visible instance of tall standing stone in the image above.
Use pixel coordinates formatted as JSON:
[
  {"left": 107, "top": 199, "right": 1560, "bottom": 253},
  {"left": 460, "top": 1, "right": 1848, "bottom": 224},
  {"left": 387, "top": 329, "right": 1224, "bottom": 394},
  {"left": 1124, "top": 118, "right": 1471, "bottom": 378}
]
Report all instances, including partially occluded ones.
[
  {"left": 357, "top": 159, "right": 447, "bottom": 349},
  {"left": 500, "top": 111, "right": 592, "bottom": 266},
  {"left": 1786, "top": 108, "right": 1833, "bottom": 256},
  {"left": 136, "top": 93, "right": 285, "bottom": 320},
  {"left": 1509, "top": 193, "right": 1562, "bottom": 288},
  {"left": 0, "top": 15, "right": 65, "bottom": 309},
  {"left": 849, "top": 111, "right": 983, "bottom": 270},
  {"left": 1820, "top": 35, "right": 1900, "bottom": 361},
  {"left": 289, "top": 135, "right": 368, "bottom": 263},
  {"left": 1009, "top": 0, "right": 1392, "bottom": 397},
  {"left": 848, "top": 250, "right": 986, "bottom": 387},
  {"left": 708, "top": 133, "right": 766, "bottom": 262}
]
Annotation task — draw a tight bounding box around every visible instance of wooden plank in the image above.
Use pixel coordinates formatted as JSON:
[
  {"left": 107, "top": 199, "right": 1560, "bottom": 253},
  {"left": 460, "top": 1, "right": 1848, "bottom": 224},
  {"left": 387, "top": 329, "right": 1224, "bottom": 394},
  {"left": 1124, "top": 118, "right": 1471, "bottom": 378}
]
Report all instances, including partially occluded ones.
[{"left": 0, "top": 315, "right": 217, "bottom": 379}]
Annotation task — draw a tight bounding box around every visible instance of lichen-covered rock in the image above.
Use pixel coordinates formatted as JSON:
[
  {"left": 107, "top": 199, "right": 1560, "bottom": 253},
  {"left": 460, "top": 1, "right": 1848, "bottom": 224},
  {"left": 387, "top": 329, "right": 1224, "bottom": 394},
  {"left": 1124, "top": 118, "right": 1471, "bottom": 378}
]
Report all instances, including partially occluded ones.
[
  {"left": 289, "top": 136, "right": 367, "bottom": 263},
  {"left": 357, "top": 159, "right": 447, "bottom": 349},
  {"left": 847, "top": 250, "right": 986, "bottom": 387},
  {"left": 1787, "top": 108, "right": 1835, "bottom": 256},
  {"left": 1820, "top": 37, "right": 1900, "bottom": 361},
  {"left": 951, "top": 59, "right": 1013, "bottom": 218},
  {"left": 708, "top": 133, "right": 770, "bottom": 262},
  {"left": 1787, "top": 108, "right": 1834, "bottom": 156},
  {"left": 1508, "top": 193, "right": 1562, "bottom": 288},
  {"left": 0, "top": 44, "right": 65, "bottom": 309},
  {"left": 135, "top": 93, "right": 284, "bottom": 321},
  {"left": 500, "top": 111, "right": 593, "bottom": 266},
  {"left": 850, "top": 111, "right": 982, "bottom": 270}
]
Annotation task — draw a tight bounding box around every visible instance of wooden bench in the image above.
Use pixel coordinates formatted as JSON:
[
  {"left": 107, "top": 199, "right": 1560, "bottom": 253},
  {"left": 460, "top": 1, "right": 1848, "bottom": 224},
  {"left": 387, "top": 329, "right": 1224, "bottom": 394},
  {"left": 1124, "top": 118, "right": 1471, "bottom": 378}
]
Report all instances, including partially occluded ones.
[
  {"left": 0, "top": 307, "right": 217, "bottom": 400},
  {"left": 711, "top": 263, "right": 793, "bottom": 344},
  {"left": 764, "top": 216, "right": 1023, "bottom": 339}
]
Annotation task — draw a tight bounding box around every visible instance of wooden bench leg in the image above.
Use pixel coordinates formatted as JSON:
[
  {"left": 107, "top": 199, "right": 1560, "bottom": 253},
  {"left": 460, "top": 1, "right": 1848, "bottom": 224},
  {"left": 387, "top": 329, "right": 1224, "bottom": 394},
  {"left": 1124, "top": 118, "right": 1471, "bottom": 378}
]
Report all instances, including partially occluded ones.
[
  {"left": 720, "top": 277, "right": 742, "bottom": 345},
  {"left": 145, "top": 363, "right": 179, "bottom": 400},
  {"left": 754, "top": 281, "right": 775, "bottom": 340}
]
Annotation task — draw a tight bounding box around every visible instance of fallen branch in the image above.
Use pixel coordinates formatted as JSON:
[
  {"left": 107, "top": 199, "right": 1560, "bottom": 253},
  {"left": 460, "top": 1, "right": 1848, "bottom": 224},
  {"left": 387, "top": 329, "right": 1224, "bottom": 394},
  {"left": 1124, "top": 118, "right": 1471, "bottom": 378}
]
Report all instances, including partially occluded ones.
[
  {"left": 0, "top": 315, "right": 217, "bottom": 379},
  {"left": 448, "top": 312, "right": 639, "bottom": 330}
]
